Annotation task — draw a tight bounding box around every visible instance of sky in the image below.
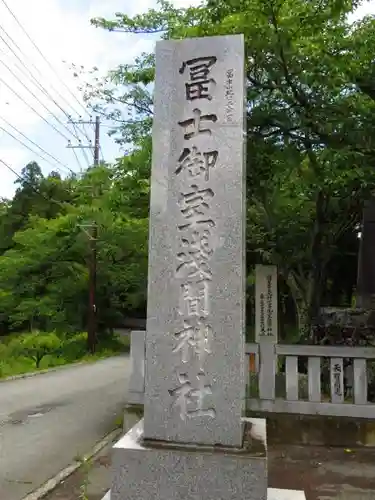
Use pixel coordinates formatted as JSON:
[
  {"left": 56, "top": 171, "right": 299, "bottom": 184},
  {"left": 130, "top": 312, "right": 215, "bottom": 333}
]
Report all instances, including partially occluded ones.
[{"left": 0, "top": 0, "right": 374, "bottom": 199}]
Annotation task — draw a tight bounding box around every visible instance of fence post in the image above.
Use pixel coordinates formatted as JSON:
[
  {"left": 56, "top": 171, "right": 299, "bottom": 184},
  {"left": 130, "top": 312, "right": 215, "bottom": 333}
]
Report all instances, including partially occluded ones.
[{"left": 128, "top": 330, "right": 146, "bottom": 404}]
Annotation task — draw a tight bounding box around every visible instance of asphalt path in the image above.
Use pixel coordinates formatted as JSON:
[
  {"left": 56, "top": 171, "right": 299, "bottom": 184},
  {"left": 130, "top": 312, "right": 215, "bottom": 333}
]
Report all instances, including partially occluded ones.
[{"left": 0, "top": 356, "right": 130, "bottom": 500}]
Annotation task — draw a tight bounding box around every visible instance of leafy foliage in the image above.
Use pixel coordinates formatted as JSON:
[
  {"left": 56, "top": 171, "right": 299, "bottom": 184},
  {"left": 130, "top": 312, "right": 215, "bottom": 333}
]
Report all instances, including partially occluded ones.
[
  {"left": 87, "top": 0, "right": 375, "bottom": 340},
  {"left": 0, "top": 161, "right": 148, "bottom": 337},
  {"left": 8, "top": 330, "right": 61, "bottom": 368},
  {"left": 1, "top": 0, "right": 375, "bottom": 352}
]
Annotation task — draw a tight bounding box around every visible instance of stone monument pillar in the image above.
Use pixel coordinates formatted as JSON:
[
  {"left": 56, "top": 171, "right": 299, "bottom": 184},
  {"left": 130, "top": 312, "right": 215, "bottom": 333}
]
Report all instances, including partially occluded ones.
[
  {"left": 143, "top": 35, "right": 246, "bottom": 448},
  {"left": 110, "top": 34, "right": 268, "bottom": 500}
]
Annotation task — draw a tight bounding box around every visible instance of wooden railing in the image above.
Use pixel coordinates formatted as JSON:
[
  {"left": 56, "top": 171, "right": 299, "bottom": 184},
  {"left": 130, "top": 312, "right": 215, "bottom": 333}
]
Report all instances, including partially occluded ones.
[
  {"left": 127, "top": 331, "right": 375, "bottom": 418},
  {"left": 246, "top": 343, "right": 375, "bottom": 418}
]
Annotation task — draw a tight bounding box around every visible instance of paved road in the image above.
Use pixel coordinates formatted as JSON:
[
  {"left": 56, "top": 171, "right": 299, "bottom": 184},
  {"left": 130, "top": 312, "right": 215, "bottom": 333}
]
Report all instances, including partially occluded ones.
[{"left": 0, "top": 356, "right": 131, "bottom": 500}]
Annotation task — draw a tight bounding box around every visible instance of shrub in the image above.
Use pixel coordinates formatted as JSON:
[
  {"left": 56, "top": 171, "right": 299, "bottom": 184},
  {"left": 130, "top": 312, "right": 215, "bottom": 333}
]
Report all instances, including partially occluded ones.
[{"left": 9, "top": 330, "right": 61, "bottom": 368}]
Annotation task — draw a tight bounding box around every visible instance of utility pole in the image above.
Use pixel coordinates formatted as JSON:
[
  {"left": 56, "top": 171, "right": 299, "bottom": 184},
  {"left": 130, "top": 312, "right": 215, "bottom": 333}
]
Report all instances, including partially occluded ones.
[{"left": 67, "top": 116, "right": 100, "bottom": 354}]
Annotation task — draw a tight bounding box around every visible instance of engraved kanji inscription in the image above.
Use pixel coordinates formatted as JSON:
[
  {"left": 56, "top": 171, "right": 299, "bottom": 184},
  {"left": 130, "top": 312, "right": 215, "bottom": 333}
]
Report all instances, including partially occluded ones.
[
  {"left": 169, "top": 372, "right": 215, "bottom": 421},
  {"left": 178, "top": 108, "right": 217, "bottom": 140},
  {"left": 179, "top": 56, "right": 217, "bottom": 80},
  {"left": 178, "top": 184, "right": 215, "bottom": 231},
  {"left": 333, "top": 363, "right": 343, "bottom": 397},
  {"left": 176, "top": 230, "right": 213, "bottom": 281},
  {"left": 180, "top": 279, "right": 210, "bottom": 317},
  {"left": 179, "top": 56, "right": 217, "bottom": 101},
  {"left": 266, "top": 274, "right": 273, "bottom": 336},
  {"left": 173, "top": 317, "right": 213, "bottom": 367},
  {"left": 259, "top": 292, "right": 266, "bottom": 336},
  {"left": 175, "top": 146, "right": 218, "bottom": 181}
]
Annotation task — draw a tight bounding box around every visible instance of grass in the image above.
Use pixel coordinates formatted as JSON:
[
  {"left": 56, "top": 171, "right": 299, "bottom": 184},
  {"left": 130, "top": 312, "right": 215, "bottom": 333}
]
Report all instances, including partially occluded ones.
[{"left": 0, "top": 331, "right": 130, "bottom": 380}]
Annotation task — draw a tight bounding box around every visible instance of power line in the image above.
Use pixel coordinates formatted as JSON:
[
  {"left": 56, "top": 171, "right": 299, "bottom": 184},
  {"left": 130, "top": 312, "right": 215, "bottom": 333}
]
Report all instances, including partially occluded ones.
[
  {"left": 0, "top": 57, "right": 83, "bottom": 141},
  {"left": 0, "top": 33, "right": 78, "bottom": 123},
  {"left": 0, "top": 123, "right": 71, "bottom": 176},
  {"left": 81, "top": 121, "right": 94, "bottom": 147},
  {"left": 70, "top": 121, "right": 91, "bottom": 168},
  {"left": 99, "top": 145, "right": 105, "bottom": 163},
  {"left": 0, "top": 0, "right": 91, "bottom": 118},
  {"left": 70, "top": 146, "right": 84, "bottom": 172},
  {"left": 0, "top": 158, "right": 70, "bottom": 209},
  {"left": 0, "top": 75, "right": 72, "bottom": 142},
  {"left": 0, "top": 116, "right": 75, "bottom": 174},
  {"left": 0, "top": 27, "right": 92, "bottom": 145}
]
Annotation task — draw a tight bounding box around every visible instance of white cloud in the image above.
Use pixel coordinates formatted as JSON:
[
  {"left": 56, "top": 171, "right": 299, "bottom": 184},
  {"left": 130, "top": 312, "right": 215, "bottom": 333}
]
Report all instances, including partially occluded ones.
[{"left": 349, "top": 0, "right": 375, "bottom": 21}]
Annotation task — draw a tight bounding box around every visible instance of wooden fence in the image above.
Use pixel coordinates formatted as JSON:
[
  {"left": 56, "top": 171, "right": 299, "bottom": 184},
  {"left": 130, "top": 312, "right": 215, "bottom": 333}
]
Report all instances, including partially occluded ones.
[
  {"left": 247, "top": 343, "right": 375, "bottom": 418},
  {"left": 127, "top": 331, "right": 375, "bottom": 418}
]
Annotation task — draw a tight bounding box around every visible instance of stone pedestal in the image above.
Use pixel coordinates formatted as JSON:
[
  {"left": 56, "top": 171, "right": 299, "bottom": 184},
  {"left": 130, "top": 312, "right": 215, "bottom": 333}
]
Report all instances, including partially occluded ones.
[{"left": 111, "top": 418, "right": 267, "bottom": 500}]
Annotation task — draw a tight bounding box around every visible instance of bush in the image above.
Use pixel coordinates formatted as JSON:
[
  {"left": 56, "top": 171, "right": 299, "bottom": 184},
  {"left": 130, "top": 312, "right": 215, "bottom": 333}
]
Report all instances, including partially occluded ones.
[
  {"left": 8, "top": 330, "right": 61, "bottom": 368},
  {"left": 0, "top": 329, "right": 129, "bottom": 379}
]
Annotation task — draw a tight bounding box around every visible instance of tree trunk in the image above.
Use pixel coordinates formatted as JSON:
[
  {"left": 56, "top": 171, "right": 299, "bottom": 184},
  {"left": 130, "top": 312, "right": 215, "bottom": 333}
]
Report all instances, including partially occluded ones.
[
  {"left": 296, "top": 299, "right": 310, "bottom": 341},
  {"left": 287, "top": 271, "right": 309, "bottom": 340},
  {"left": 304, "top": 189, "right": 328, "bottom": 343},
  {"left": 287, "top": 265, "right": 326, "bottom": 343}
]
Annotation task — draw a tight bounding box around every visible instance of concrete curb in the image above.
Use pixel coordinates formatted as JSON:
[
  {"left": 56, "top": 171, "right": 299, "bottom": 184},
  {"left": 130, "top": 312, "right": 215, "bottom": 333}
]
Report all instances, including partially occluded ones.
[
  {"left": 22, "top": 427, "right": 122, "bottom": 500},
  {"left": 0, "top": 361, "right": 86, "bottom": 383}
]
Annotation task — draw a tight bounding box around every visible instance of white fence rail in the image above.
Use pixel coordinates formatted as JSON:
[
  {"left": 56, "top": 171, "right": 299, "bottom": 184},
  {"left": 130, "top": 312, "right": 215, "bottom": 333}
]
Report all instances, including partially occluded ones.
[
  {"left": 247, "top": 343, "right": 375, "bottom": 418},
  {"left": 127, "top": 331, "right": 375, "bottom": 418}
]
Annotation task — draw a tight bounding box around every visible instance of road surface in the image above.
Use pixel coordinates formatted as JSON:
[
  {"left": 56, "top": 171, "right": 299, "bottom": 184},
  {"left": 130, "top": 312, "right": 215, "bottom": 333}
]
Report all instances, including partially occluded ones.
[{"left": 0, "top": 356, "right": 131, "bottom": 500}]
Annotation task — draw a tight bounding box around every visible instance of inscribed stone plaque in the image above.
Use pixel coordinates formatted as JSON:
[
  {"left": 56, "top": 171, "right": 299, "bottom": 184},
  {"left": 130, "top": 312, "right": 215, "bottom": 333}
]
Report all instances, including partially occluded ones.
[
  {"left": 330, "top": 357, "right": 344, "bottom": 403},
  {"left": 255, "top": 265, "right": 278, "bottom": 343},
  {"left": 144, "top": 35, "right": 246, "bottom": 447}
]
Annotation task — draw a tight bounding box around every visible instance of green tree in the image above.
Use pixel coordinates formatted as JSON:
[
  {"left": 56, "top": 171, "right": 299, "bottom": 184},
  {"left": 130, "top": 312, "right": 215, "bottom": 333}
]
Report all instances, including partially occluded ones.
[
  {"left": 8, "top": 331, "right": 61, "bottom": 368},
  {"left": 0, "top": 162, "right": 74, "bottom": 253},
  {"left": 88, "top": 0, "right": 375, "bottom": 340},
  {"left": 0, "top": 163, "right": 148, "bottom": 337}
]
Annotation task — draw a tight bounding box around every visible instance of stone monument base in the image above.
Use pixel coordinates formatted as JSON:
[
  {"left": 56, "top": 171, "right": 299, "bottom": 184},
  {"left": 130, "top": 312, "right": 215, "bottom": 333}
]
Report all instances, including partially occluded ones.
[
  {"left": 111, "top": 418, "right": 268, "bottom": 500},
  {"left": 103, "top": 488, "right": 306, "bottom": 500}
]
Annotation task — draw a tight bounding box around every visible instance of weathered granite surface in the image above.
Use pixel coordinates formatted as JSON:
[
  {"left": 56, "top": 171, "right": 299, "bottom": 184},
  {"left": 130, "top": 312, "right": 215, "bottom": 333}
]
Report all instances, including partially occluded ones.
[
  {"left": 111, "top": 418, "right": 267, "bottom": 500},
  {"left": 144, "top": 34, "right": 246, "bottom": 446}
]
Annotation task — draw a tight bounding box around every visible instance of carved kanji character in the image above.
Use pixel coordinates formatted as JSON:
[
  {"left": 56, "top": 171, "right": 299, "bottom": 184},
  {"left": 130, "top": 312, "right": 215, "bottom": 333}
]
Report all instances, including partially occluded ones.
[
  {"left": 176, "top": 229, "right": 213, "bottom": 281},
  {"left": 169, "top": 372, "right": 215, "bottom": 420},
  {"left": 175, "top": 146, "right": 218, "bottom": 181},
  {"left": 173, "top": 317, "right": 213, "bottom": 369},
  {"left": 178, "top": 184, "right": 215, "bottom": 231},
  {"left": 178, "top": 108, "right": 217, "bottom": 140},
  {"left": 179, "top": 56, "right": 217, "bottom": 81},
  {"left": 179, "top": 57, "right": 217, "bottom": 100},
  {"left": 180, "top": 279, "right": 210, "bottom": 317}
]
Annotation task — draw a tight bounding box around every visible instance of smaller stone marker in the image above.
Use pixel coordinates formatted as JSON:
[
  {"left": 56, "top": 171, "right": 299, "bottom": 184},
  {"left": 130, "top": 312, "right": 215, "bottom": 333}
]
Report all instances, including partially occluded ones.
[
  {"left": 255, "top": 265, "right": 278, "bottom": 343},
  {"left": 255, "top": 265, "right": 278, "bottom": 399}
]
